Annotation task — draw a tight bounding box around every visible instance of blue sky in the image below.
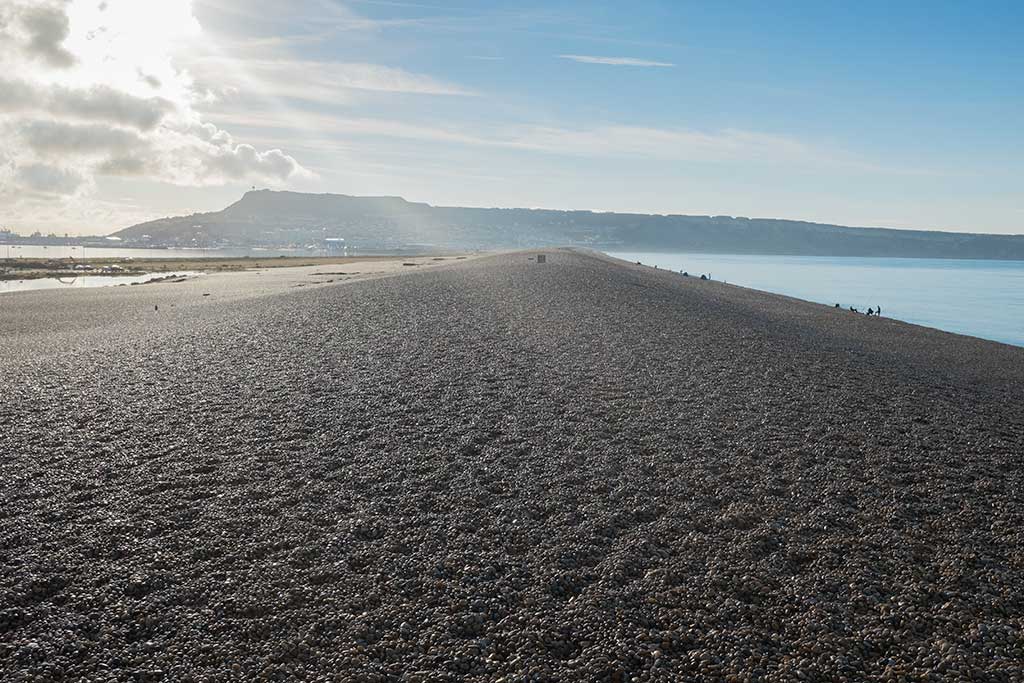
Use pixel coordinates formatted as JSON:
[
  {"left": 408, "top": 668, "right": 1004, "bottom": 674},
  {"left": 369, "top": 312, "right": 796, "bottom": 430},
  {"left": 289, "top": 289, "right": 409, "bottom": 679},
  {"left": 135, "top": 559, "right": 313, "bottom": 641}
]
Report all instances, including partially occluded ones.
[{"left": 2, "top": 0, "right": 1021, "bottom": 233}]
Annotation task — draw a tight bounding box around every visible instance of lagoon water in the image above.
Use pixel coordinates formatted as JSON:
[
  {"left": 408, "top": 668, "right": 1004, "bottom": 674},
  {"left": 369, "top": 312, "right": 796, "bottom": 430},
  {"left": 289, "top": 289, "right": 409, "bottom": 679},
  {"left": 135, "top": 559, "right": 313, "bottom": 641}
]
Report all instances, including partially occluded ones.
[
  {"left": 0, "top": 272, "right": 201, "bottom": 295},
  {"left": 608, "top": 251, "right": 1024, "bottom": 347},
  {"left": 1, "top": 244, "right": 427, "bottom": 260},
  {"left": 1, "top": 244, "right": 311, "bottom": 259}
]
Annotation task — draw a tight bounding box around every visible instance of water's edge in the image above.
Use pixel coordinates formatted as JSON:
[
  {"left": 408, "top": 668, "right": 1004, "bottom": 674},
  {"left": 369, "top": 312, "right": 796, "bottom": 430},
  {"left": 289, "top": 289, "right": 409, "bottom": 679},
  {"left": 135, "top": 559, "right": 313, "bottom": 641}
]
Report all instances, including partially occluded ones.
[
  {"left": 0, "top": 272, "right": 202, "bottom": 295},
  {"left": 606, "top": 250, "right": 1024, "bottom": 347}
]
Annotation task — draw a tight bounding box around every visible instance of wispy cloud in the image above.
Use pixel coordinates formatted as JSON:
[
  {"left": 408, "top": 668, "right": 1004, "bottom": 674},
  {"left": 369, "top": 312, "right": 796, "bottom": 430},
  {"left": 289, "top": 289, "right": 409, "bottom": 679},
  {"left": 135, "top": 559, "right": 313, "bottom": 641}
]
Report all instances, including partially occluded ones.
[
  {"left": 558, "top": 54, "right": 675, "bottom": 67},
  {"left": 188, "top": 57, "right": 474, "bottom": 104},
  {"left": 209, "top": 109, "right": 876, "bottom": 169}
]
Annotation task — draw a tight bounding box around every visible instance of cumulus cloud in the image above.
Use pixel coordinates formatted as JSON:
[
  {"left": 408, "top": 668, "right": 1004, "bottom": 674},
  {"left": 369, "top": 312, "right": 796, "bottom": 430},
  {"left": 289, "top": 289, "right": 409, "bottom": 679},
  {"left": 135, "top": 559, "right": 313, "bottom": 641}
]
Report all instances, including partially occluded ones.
[
  {"left": 49, "top": 84, "right": 175, "bottom": 130},
  {"left": 16, "top": 162, "right": 88, "bottom": 195},
  {"left": 128, "top": 120, "right": 309, "bottom": 185},
  {"left": 20, "top": 119, "right": 145, "bottom": 156},
  {"left": 0, "top": 78, "right": 173, "bottom": 130},
  {"left": 3, "top": 1, "right": 77, "bottom": 68},
  {"left": 0, "top": 77, "right": 38, "bottom": 110},
  {"left": 138, "top": 70, "right": 162, "bottom": 89},
  {"left": 0, "top": 0, "right": 310, "bottom": 214},
  {"left": 203, "top": 144, "right": 304, "bottom": 182},
  {"left": 95, "top": 154, "right": 147, "bottom": 176}
]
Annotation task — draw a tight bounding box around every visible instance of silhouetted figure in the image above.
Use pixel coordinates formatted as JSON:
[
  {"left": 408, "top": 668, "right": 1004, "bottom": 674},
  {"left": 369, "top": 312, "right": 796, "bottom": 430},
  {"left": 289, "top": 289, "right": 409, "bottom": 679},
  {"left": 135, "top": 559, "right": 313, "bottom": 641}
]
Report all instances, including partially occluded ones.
[
  {"left": 682, "top": 271, "right": 689, "bottom": 277},
  {"left": 867, "top": 307, "right": 874, "bottom": 316},
  {"left": 700, "top": 274, "right": 707, "bottom": 280},
  {"left": 849, "top": 306, "right": 858, "bottom": 313},
  {"left": 155, "top": 305, "right": 159, "bottom": 312},
  {"left": 876, "top": 305, "right": 882, "bottom": 316},
  {"left": 834, "top": 303, "right": 840, "bottom": 308}
]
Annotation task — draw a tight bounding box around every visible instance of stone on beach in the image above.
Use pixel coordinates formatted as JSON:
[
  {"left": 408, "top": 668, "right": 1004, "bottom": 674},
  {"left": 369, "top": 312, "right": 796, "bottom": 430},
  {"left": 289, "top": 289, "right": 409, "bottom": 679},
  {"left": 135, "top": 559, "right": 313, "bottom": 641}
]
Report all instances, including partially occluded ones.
[{"left": 1, "top": 250, "right": 1023, "bottom": 681}]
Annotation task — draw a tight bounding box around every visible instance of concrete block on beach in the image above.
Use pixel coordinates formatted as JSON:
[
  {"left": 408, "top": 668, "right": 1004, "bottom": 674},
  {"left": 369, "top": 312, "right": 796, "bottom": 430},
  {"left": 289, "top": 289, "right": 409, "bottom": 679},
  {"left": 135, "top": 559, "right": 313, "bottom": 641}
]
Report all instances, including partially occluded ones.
[{"left": 1, "top": 249, "right": 1023, "bottom": 681}]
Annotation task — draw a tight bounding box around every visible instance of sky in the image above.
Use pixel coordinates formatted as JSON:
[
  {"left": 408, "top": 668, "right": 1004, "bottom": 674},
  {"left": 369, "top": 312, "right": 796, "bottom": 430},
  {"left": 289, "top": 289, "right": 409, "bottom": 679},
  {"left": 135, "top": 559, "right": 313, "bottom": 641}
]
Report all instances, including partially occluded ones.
[{"left": 0, "top": 0, "right": 1022, "bottom": 235}]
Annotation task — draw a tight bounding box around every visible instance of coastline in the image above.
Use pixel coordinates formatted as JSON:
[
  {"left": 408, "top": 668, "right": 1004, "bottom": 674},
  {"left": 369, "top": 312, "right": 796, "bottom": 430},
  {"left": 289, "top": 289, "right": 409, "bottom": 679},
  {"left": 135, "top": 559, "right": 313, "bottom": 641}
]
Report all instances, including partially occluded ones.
[
  {"left": 602, "top": 249, "right": 1024, "bottom": 348},
  {"left": 1, "top": 249, "right": 1022, "bottom": 681}
]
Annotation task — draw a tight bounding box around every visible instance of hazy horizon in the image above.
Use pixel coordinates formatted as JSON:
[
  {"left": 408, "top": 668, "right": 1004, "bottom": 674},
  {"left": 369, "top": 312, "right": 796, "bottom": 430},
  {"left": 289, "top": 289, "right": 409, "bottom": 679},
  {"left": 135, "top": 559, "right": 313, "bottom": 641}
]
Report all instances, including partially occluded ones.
[
  {"left": 1, "top": 1, "right": 1021, "bottom": 236},
  {"left": 122, "top": 188, "right": 1024, "bottom": 240},
  {"left": 7, "top": 187, "right": 1024, "bottom": 240}
]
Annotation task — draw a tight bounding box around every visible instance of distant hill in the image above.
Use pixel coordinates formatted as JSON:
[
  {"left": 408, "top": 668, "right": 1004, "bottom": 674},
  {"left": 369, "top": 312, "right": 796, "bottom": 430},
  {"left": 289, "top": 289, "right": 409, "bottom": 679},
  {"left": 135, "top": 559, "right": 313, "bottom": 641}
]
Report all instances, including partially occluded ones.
[{"left": 113, "top": 190, "right": 1024, "bottom": 259}]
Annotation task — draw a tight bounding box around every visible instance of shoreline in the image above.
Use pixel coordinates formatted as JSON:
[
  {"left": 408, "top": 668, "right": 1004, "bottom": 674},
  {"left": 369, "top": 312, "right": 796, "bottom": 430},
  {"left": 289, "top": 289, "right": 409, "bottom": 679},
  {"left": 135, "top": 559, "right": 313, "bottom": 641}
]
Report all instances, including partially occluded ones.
[
  {"left": 4, "top": 245, "right": 1020, "bottom": 351},
  {"left": 604, "top": 248, "right": 1024, "bottom": 263},
  {"left": 600, "top": 248, "right": 1024, "bottom": 349}
]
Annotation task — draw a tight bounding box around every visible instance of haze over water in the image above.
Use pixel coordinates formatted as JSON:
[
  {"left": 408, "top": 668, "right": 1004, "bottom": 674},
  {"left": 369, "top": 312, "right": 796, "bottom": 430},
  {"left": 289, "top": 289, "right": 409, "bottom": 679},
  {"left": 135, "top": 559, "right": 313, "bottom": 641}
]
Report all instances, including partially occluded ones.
[{"left": 609, "top": 252, "right": 1024, "bottom": 347}]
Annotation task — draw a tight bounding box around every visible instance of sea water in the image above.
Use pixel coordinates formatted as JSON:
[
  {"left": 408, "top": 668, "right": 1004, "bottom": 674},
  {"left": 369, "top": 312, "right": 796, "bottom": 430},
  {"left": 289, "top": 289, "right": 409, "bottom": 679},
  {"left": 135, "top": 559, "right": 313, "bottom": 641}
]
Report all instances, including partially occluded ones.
[{"left": 607, "top": 251, "right": 1024, "bottom": 347}]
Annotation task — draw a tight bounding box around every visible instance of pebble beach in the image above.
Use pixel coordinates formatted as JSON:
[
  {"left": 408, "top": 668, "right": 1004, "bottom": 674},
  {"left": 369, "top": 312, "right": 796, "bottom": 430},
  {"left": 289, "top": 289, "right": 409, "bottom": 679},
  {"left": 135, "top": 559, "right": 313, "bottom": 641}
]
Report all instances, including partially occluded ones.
[{"left": 1, "top": 249, "right": 1022, "bottom": 682}]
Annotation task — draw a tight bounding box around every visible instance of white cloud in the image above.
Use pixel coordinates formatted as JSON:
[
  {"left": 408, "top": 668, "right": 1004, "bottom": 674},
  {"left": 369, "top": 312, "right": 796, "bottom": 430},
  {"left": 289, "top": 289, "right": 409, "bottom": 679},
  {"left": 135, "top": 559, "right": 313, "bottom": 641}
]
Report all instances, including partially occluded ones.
[
  {"left": 2, "top": 1, "right": 77, "bottom": 68},
  {"left": 95, "top": 155, "right": 147, "bottom": 176},
  {"left": 148, "top": 120, "right": 312, "bottom": 185},
  {"left": 212, "top": 109, "right": 843, "bottom": 167},
  {"left": 0, "top": 77, "right": 38, "bottom": 110},
  {"left": 0, "top": 0, "right": 311, "bottom": 217},
  {"left": 559, "top": 54, "right": 675, "bottom": 67},
  {"left": 187, "top": 56, "right": 474, "bottom": 105},
  {"left": 16, "top": 162, "right": 88, "bottom": 196},
  {"left": 50, "top": 84, "right": 176, "bottom": 131},
  {"left": 20, "top": 119, "right": 145, "bottom": 156},
  {"left": 202, "top": 143, "right": 304, "bottom": 183},
  {"left": 507, "top": 125, "right": 816, "bottom": 163},
  {"left": 0, "top": 78, "right": 174, "bottom": 130}
]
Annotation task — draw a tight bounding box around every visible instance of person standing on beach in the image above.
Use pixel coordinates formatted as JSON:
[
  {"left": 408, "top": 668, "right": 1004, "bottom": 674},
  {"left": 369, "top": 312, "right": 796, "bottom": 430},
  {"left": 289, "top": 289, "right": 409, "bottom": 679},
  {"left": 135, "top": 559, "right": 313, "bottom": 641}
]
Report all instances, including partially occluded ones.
[{"left": 876, "top": 305, "right": 882, "bottom": 316}]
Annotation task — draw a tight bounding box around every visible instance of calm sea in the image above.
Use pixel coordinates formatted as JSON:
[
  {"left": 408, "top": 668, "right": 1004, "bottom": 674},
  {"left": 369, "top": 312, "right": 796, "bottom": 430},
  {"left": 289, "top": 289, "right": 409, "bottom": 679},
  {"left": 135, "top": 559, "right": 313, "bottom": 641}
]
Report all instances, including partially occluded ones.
[{"left": 607, "top": 251, "right": 1024, "bottom": 347}]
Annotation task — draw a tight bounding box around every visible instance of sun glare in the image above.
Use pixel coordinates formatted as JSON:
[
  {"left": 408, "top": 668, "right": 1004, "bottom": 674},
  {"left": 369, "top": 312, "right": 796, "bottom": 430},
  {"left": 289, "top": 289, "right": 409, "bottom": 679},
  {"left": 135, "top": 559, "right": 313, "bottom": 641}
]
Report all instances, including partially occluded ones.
[{"left": 61, "top": 0, "right": 200, "bottom": 102}]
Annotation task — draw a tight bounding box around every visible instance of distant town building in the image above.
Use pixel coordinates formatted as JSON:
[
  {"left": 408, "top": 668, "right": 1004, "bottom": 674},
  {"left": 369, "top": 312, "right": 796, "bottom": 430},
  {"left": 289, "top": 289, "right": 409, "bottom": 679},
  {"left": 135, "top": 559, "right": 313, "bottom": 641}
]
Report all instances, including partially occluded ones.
[{"left": 323, "top": 238, "right": 347, "bottom": 253}]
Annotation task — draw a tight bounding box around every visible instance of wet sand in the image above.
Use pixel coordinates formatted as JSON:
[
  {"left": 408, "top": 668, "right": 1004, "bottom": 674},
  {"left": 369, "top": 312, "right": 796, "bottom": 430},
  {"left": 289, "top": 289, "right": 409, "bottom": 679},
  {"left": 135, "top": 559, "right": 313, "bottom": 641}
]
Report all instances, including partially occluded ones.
[{"left": 1, "top": 249, "right": 1022, "bottom": 682}]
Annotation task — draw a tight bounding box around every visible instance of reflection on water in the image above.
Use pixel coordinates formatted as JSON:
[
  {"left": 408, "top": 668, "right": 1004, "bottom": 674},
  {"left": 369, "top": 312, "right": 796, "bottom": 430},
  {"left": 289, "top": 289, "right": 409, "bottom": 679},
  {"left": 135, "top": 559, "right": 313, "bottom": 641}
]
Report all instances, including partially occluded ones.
[
  {"left": 0, "top": 272, "right": 201, "bottom": 295},
  {"left": 608, "top": 251, "right": 1024, "bottom": 347},
  {"left": 1, "top": 244, "right": 312, "bottom": 259}
]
